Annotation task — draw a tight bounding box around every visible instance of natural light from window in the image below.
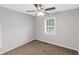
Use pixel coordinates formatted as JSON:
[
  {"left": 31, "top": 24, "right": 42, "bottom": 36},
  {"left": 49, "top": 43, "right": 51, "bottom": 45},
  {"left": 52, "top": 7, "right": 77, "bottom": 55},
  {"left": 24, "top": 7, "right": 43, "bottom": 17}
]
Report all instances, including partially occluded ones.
[{"left": 44, "top": 18, "right": 56, "bottom": 35}]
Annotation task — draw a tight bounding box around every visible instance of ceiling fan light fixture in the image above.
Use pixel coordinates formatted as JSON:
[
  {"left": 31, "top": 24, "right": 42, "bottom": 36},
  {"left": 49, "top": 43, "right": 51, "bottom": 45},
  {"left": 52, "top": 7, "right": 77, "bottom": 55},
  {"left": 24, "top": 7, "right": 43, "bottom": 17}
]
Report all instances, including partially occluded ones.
[
  {"left": 36, "top": 11, "right": 44, "bottom": 16},
  {"left": 26, "top": 4, "right": 56, "bottom": 16}
]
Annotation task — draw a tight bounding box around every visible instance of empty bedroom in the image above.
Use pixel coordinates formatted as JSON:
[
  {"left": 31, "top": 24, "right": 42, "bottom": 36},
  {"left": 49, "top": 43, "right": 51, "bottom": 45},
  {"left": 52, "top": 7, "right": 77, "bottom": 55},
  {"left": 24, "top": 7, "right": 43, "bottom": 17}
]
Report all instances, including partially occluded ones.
[{"left": 0, "top": 4, "right": 79, "bottom": 55}]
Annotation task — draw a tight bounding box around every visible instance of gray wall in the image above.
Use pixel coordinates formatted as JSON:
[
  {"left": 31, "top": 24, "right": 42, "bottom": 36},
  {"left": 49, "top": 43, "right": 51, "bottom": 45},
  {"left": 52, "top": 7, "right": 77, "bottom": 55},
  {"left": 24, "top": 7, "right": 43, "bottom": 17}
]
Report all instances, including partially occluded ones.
[
  {"left": 0, "top": 7, "right": 35, "bottom": 53},
  {"left": 35, "top": 8, "right": 79, "bottom": 51},
  {"left": 0, "top": 5, "right": 79, "bottom": 53}
]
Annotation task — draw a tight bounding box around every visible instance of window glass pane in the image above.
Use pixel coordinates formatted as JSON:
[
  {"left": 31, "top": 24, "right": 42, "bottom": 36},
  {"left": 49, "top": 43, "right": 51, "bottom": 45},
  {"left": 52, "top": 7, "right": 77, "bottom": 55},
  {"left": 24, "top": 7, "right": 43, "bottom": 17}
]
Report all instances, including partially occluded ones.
[
  {"left": 51, "top": 19, "right": 54, "bottom": 26},
  {"left": 47, "top": 27, "right": 55, "bottom": 32},
  {"left": 46, "top": 19, "right": 54, "bottom": 26},
  {"left": 48, "top": 21, "right": 52, "bottom": 26},
  {"left": 45, "top": 18, "right": 56, "bottom": 33}
]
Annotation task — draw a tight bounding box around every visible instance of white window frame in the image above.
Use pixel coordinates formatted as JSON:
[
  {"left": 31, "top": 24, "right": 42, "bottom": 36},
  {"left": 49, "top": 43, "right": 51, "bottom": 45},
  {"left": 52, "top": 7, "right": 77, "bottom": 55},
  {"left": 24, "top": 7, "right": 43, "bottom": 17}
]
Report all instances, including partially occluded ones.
[{"left": 44, "top": 17, "right": 56, "bottom": 35}]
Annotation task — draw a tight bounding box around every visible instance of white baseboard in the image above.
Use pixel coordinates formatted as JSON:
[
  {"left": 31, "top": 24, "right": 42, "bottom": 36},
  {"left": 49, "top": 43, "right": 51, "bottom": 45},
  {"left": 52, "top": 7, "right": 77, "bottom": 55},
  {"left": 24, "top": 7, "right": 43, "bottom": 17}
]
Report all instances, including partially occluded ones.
[
  {"left": 1, "top": 38, "right": 78, "bottom": 54},
  {"left": 76, "top": 49, "right": 79, "bottom": 54},
  {"left": 35, "top": 38, "right": 77, "bottom": 51},
  {"left": 0, "top": 39, "right": 34, "bottom": 54}
]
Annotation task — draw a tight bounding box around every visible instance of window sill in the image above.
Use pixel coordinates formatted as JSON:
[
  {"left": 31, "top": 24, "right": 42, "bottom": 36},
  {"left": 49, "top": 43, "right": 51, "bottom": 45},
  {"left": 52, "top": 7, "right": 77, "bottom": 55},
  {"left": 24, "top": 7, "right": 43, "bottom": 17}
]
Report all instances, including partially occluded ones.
[{"left": 45, "top": 32, "right": 56, "bottom": 35}]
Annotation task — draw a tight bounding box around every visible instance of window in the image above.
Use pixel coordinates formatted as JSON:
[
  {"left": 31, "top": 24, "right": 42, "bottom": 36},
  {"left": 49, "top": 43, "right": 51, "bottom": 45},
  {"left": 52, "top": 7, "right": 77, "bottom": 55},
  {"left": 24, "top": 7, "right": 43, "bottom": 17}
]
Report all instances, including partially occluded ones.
[{"left": 44, "top": 18, "right": 56, "bottom": 34}]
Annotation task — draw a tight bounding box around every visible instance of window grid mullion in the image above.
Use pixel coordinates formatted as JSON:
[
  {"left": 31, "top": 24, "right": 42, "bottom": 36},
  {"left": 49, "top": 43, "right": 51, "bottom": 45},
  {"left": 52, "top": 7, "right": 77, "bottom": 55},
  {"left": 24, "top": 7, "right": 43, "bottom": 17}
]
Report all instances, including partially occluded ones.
[{"left": 45, "top": 18, "right": 56, "bottom": 33}]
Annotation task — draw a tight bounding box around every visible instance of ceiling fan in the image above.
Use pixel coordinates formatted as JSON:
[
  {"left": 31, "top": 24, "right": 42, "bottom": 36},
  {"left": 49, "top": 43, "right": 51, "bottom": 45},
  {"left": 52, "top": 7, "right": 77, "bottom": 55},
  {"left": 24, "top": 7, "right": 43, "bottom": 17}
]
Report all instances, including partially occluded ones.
[{"left": 26, "top": 4, "right": 56, "bottom": 16}]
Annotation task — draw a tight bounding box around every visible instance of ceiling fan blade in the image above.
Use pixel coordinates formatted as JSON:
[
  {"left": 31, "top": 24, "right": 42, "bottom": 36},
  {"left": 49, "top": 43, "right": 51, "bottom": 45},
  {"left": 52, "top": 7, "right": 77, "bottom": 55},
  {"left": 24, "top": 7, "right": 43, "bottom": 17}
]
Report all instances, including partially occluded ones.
[
  {"left": 34, "top": 4, "right": 43, "bottom": 10},
  {"left": 34, "top": 4, "right": 38, "bottom": 8},
  {"left": 45, "top": 7, "right": 56, "bottom": 11},
  {"left": 26, "top": 10, "right": 36, "bottom": 12}
]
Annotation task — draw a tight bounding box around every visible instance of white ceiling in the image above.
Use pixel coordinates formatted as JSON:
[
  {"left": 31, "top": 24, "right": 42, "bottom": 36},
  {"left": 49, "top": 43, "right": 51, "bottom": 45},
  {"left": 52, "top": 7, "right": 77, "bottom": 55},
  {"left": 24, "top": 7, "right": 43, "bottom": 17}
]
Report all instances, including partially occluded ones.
[{"left": 0, "top": 4, "right": 79, "bottom": 16}]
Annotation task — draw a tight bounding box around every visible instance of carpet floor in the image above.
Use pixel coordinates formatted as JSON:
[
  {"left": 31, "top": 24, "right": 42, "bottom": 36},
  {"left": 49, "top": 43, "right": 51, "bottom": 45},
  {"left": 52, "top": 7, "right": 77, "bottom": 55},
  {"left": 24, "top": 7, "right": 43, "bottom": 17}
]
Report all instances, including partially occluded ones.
[{"left": 3, "top": 40, "right": 78, "bottom": 55}]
